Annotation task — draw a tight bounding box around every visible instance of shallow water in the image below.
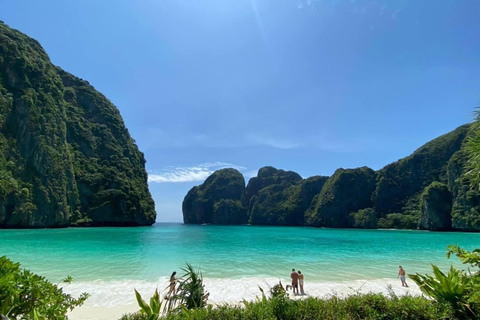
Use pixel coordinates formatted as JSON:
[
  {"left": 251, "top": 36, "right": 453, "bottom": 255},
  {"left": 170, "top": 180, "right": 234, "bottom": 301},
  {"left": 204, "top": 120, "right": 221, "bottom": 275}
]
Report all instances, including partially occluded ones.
[{"left": 1, "top": 223, "right": 478, "bottom": 283}]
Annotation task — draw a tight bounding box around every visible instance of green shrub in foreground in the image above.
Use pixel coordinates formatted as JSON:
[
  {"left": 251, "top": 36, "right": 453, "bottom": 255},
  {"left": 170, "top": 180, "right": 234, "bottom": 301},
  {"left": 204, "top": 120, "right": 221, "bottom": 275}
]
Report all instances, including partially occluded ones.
[
  {"left": 120, "top": 293, "right": 457, "bottom": 320},
  {"left": 409, "top": 245, "right": 480, "bottom": 318},
  {"left": 0, "top": 256, "right": 89, "bottom": 320}
]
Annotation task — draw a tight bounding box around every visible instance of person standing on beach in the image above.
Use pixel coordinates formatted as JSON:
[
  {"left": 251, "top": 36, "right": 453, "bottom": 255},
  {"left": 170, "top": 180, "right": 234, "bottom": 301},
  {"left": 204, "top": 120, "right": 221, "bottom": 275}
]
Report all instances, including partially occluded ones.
[
  {"left": 398, "top": 266, "right": 408, "bottom": 287},
  {"left": 298, "top": 271, "right": 305, "bottom": 295},
  {"left": 165, "top": 271, "right": 177, "bottom": 299},
  {"left": 290, "top": 269, "right": 299, "bottom": 295}
]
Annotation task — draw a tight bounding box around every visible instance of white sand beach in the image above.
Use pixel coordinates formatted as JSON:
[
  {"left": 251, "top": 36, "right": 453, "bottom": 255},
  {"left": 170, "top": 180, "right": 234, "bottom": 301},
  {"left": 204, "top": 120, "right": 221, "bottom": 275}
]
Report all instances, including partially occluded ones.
[{"left": 66, "top": 277, "right": 423, "bottom": 320}]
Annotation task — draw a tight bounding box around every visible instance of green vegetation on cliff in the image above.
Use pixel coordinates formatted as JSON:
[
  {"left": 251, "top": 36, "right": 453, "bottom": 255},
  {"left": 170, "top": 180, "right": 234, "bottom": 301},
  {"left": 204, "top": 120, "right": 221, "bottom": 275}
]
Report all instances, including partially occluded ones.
[
  {"left": 419, "top": 182, "right": 452, "bottom": 231},
  {"left": 306, "top": 167, "right": 376, "bottom": 228},
  {"left": 183, "top": 168, "right": 247, "bottom": 224},
  {"left": 183, "top": 123, "right": 480, "bottom": 231},
  {"left": 0, "top": 22, "right": 155, "bottom": 227},
  {"left": 449, "top": 145, "right": 480, "bottom": 231},
  {"left": 247, "top": 167, "right": 304, "bottom": 225},
  {"left": 375, "top": 124, "right": 469, "bottom": 219}
]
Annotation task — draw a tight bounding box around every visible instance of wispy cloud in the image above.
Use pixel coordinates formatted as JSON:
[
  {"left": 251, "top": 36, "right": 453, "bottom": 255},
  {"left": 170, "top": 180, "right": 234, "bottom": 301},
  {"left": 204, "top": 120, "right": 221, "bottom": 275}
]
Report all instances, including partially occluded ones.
[
  {"left": 380, "top": 3, "right": 388, "bottom": 16},
  {"left": 140, "top": 127, "right": 376, "bottom": 153},
  {"left": 245, "top": 132, "right": 301, "bottom": 150},
  {"left": 148, "top": 162, "right": 246, "bottom": 183},
  {"left": 392, "top": 9, "right": 401, "bottom": 19}
]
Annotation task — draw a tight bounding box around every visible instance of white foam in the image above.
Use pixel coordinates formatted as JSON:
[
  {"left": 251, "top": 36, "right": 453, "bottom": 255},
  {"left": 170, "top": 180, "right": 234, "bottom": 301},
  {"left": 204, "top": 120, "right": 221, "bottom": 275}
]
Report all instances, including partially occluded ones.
[{"left": 62, "top": 277, "right": 423, "bottom": 308}]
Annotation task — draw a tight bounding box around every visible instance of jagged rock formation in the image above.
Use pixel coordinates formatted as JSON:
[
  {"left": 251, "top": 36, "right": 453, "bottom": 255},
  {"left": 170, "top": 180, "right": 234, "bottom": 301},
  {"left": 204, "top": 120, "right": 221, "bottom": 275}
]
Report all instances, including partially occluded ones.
[
  {"left": 0, "top": 22, "right": 155, "bottom": 227},
  {"left": 182, "top": 168, "right": 247, "bottom": 224},
  {"left": 183, "top": 124, "right": 480, "bottom": 231}
]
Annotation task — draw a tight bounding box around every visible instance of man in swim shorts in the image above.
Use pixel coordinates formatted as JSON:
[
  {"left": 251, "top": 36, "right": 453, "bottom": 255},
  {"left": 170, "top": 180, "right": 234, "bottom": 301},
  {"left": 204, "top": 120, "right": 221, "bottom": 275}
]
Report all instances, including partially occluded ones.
[
  {"left": 398, "top": 266, "right": 408, "bottom": 287},
  {"left": 290, "top": 268, "right": 299, "bottom": 295}
]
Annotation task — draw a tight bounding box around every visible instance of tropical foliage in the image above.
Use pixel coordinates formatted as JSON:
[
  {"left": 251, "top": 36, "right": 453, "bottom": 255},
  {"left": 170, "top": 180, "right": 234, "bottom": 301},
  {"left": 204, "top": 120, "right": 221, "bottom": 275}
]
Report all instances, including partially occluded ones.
[
  {"left": 350, "top": 208, "right": 377, "bottom": 229},
  {"left": 0, "top": 256, "right": 88, "bottom": 319},
  {"left": 465, "top": 108, "right": 480, "bottom": 190},
  {"left": 134, "top": 289, "right": 163, "bottom": 320},
  {"left": 409, "top": 245, "right": 480, "bottom": 317},
  {"left": 121, "top": 292, "right": 457, "bottom": 320},
  {"left": 130, "top": 263, "right": 209, "bottom": 320},
  {"left": 167, "top": 263, "right": 209, "bottom": 311}
]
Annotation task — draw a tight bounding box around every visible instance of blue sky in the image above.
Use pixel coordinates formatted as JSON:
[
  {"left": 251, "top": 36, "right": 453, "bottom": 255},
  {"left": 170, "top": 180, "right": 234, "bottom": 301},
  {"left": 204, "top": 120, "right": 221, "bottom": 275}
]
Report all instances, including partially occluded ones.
[{"left": 3, "top": 0, "right": 480, "bottom": 222}]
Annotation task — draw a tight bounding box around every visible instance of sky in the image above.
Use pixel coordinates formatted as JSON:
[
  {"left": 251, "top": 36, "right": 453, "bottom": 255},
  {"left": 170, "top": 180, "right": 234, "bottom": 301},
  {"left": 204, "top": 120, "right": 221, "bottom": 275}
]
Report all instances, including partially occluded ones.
[{"left": 2, "top": 0, "right": 480, "bottom": 222}]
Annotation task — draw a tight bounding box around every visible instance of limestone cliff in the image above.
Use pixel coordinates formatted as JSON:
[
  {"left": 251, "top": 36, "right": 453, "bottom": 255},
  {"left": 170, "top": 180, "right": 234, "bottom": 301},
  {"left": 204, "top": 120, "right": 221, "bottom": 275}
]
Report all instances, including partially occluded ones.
[
  {"left": 0, "top": 22, "right": 155, "bottom": 227},
  {"left": 182, "top": 125, "right": 479, "bottom": 231},
  {"left": 182, "top": 169, "right": 247, "bottom": 224}
]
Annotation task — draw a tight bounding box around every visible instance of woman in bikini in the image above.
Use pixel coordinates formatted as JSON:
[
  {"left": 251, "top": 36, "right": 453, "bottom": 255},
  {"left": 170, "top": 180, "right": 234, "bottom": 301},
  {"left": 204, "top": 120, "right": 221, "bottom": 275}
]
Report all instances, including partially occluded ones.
[
  {"left": 165, "top": 271, "right": 177, "bottom": 299},
  {"left": 298, "top": 271, "right": 305, "bottom": 295}
]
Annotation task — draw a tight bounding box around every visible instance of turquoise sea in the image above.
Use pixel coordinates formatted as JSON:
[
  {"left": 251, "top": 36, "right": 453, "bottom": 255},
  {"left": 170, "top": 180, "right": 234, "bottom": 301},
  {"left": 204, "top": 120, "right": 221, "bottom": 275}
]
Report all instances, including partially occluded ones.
[{"left": 0, "top": 223, "right": 478, "bottom": 283}]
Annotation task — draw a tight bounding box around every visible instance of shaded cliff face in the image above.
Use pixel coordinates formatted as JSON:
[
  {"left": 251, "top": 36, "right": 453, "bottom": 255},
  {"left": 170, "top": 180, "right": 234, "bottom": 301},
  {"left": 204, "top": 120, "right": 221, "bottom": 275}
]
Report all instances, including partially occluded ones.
[
  {"left": 247, "top": 167, "right": 303, "bottom": 225},
  {"left": 374, "top": 125, "right": 469, "bottom": 218},
  {"left": 0, "top": 22, "right": 155, "bottom": 227},
  {"left": 419, "top": 182, "right": 452, "bottom": 231},
  {"left": 182, "top": 168, "right": 247, "bottom": 224},
  {"left": 247, "top": 168, "right": 328, "bottom": 226},
  {"left": 448, "top": 149, "right": 480, "bottom": 231},
  {"left": 305, "top": 167, "right": 376, "bottom": 227}
]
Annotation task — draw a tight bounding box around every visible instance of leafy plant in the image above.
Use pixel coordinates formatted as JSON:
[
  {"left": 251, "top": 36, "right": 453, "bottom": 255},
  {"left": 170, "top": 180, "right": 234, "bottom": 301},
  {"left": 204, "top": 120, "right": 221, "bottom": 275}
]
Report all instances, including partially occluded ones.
[
  {"left": 167, "top": 264, "right": 209, "bottom": 312},
  {"left": 409, "top": 245, "right": 480, "bottom": 317},
  {"left": 0, "top": 256, "right": 89, "bottom": 320},
  {"left": 465, "top": 108, "right": 480, "bottom": 190},
  {"left": 134, "top": 289, "right": 163, "bottom": 320},
  {"left": 409, "top": 265, "right": 470, "bottom": 311},
  {"left": 447, "top": 244, "right": 480, "bottom": 271},
  {"left": 269, "top": 281, "right": 288, "bottom": 299}
]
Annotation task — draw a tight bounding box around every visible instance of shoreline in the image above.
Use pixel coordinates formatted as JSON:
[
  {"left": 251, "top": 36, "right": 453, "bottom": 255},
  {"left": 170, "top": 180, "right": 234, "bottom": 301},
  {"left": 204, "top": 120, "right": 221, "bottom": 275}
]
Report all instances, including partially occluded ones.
[{"left": 65, "top": 277, "right": 422, "bottom": 320}]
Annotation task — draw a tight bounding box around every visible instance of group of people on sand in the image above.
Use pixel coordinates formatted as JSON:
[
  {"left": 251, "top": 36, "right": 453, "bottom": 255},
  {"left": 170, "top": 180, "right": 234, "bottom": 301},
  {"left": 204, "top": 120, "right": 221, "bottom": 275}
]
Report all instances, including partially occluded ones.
[
  {"left": 165, "top": 265, "right": 408, "bottom": 300},
  {"left": 287, "top": 269, "right": 305, "bottom": 295},
  {"left": 286, "top": 265, "right": 408, "bottom": 296}
]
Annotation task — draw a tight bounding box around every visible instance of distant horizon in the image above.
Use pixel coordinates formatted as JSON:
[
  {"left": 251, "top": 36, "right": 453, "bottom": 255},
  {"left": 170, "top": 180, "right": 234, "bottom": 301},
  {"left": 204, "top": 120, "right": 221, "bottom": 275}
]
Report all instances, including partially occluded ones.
[{"left": 2, "top": 0, "right": 480, "bottom": 222}]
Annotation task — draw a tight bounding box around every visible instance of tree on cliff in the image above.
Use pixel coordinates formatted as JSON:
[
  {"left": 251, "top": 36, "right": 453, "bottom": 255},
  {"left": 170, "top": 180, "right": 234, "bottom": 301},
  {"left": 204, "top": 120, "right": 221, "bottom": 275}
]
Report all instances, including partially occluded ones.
[{"left": 466, "top": 108, "right": 480, "bottom": 190}]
